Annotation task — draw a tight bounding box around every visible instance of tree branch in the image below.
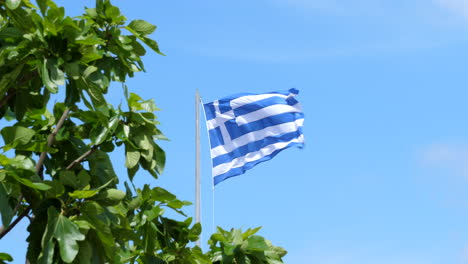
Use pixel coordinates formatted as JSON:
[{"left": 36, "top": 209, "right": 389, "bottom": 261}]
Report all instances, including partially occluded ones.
[
  {"left": 36, "top": 107, "right": 70, "bottom": 178},
  {"left": 0, "top": 206, "right": 30, "bottom": 240},
  {"left": 66, "top": 146, "right": 97, "bottom": 170}
]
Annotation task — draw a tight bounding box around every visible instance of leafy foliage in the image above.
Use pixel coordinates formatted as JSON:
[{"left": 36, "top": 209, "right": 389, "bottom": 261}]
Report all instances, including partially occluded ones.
[
  {"left": 0, "top": 0, "right": 287, "bottom": 263},
  {"left": 208, "top": 227, "right": 287, "bottom": 264}
]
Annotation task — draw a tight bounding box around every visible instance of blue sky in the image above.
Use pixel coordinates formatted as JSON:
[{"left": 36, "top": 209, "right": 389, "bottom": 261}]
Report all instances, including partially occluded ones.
[{"left": 3, "top": 0, "right": 468, "bottom": 263}]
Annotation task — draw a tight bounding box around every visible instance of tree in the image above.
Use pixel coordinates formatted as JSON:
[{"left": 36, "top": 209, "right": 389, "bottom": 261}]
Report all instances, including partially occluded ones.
[{"left": 0, "top": 0, "right": 287, "bottom": 263}]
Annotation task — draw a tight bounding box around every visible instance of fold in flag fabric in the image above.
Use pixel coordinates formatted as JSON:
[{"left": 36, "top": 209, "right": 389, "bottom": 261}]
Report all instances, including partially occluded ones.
[{"left": 203, "top": 88, "right": 305, "bottom": 185}]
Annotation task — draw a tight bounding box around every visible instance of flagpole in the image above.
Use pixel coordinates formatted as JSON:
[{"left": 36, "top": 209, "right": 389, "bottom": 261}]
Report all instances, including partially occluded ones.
[{"left": 195, "top": 90, "right": 201, "bottom": 247}]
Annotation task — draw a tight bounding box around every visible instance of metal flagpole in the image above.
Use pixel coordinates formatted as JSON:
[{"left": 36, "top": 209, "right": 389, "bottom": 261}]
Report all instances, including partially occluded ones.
[{"left": 195, "top": 90, "right": 201, "bottom": 247}]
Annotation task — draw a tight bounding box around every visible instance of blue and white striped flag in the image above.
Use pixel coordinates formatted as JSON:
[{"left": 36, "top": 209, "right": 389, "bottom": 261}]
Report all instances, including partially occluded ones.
[{"left": 203, "top": 88, "right": 304, "bottom": 185}]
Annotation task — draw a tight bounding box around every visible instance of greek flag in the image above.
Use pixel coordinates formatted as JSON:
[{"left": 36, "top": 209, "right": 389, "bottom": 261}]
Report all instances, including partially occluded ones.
[{"left": 203, "top": 88, "right": 304, "bottom": 185}]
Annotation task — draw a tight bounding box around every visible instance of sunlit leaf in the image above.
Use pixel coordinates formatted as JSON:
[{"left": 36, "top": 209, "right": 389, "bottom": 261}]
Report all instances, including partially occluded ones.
[
  {"left": 127, "top": 20, "right": 156, "bottom": 35},
  {"left": 41, "top": 207, "right": 85, "bottom": 263},
  {"left": 6, "top": 0, "right": 21, "bottom": 10}
]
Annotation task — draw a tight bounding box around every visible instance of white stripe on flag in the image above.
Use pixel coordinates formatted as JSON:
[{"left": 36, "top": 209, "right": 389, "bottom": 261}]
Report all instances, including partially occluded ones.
[
  {"left": 229, "top": 93, "right": 289, "bottom": 109},
  {"left": 210, "top": 118, "right": 304, "bottom": 159},
  {"left": 212, "top": 135, "right": 305, "bottom": 176},
  {"left": 235, "top": 103, "right": 301, "bottom": 126}
]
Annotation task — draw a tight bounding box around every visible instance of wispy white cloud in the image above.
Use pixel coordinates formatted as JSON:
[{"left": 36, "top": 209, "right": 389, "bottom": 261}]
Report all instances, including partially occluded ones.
[
  {"left": 434, "top": 0, "right": 468, "bottom": 19},
  {"left": 420, "top": 143, "right": 468, "bottom": 177}
]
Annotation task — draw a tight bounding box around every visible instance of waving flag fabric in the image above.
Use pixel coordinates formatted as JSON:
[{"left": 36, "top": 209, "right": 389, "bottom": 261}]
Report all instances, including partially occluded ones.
[{"left": 203, "top": 88, "right": 304, "bottom": 185}]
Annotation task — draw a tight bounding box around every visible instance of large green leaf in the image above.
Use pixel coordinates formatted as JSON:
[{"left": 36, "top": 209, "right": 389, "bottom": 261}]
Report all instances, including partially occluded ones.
[
  {"left": 41, "top": 59, "right": 64, "bottom": 93},
  {"left": 5, "top": 0, "right": 21, "bottom": 10},
  {"left": 245, "top": 236, "right": 270, "bottom": 252},
  {"left": 127, "top": 20, "right": 157, "bottom": 35},
  {"left": 0, "top": 27, "right": 23, "bottom": 39},
  {"left": 0, "top": 252, "right": 13, "bottom": 264},
  {"left": 88, "top": 150, "right": 118, "bottom": 186},
  {"left": 1, "top": 126, "right": 35, "bottom": 146},
  {"left": 125, "top": 146, "right": 140, "bottom": 169},
  {"left": 9, "top": 173, "right": 51, "bottom": 191},
  {"left": 40, "top": 207, "right": 85, "bottom": 263},
  {"left": 0, "top": 184, "right": 13, "bottom": 228},
  {"left": 68, "top": 189, "right": 99, "bottom": 199}
]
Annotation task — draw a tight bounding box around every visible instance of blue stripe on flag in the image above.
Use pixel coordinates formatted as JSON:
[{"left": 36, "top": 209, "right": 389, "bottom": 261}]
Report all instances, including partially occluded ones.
[
  {"left": 225, "top": 112, "right": 304, "bottom": 140},
  {"left": 208, "top": 126, "right": 224, "bottom": 148},
  {"left": 213, "top": 141, "right": 304, "bottom": 185},
  {"left": 212, "top": 129, "right": 303, "bottom": 167},
  {"left": 204, "top": 103, "right": 216, "bottom": 120}
]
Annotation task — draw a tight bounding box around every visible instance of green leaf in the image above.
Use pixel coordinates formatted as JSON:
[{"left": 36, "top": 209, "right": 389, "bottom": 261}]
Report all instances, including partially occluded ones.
[
  {"left": 6, "top": 5, "right": 34, "bottom": 30},
  {"left": 245, "top": 236, "right": 270, "bottom": 252},
  {"left": 125, "top": 26, "right": 165, "bottom": 55},
  {"left": 127, "top": 20, "right": 157, "bottom": 35},
  {"left": 84, "top": 7, "right": 97, "bottom": 18},
  {"left": 41, "top": 59, "right": 64, "bottom": 93},
  {"left": 80, "top": 202, "right": 115, "bottom": 258},
  {"left": 9, "top": 173, "right": 51, "bottom": 190},
  {"left": 0, "top": 64, "right": 23, "bottom": 101},
  {"left": 0, "top": 27, "right": 23, "bottom": 39},
  {"left": 74, "top": 240, "right": 92, "bottom": 264},
  {"left": 36, "top": 0, "right": 48, "bottom": 14},
  {"left": 75, "top": 34, "right": 105, "bottom": 45},
  {"left": 6, "top": 0, "right": 21, "bottom": 10},
  {"left": 151, "top": 187, "right": 176, "bottom": 202},
  {"left": 83, "top": 66, "right": 98, "bottom": 79},
  {"left": 141, "top": 36, "right": 165, "bottom": 55},
  {"left": 154, "top": 143, "right": 165, "bottom": 175},
  {"left": 1, "top": 126, "right": 35, "bottom": 146},
  {"left": 79, "top": 45, "right": 103, "bottom": 63},
  {"left": 90, "top": 113, "right": 119, "bottom": 145},
  {"left": 0, "top": 184, "right": 13, "bottom": 228},
  {"left": 14, "top": 142, "right": 58, "bottom": 153},
  {"left": 188, "top": 222, "right": 202, "bottom": 242},
  {"left": 242, "top": 227, "right": 262, "bottom": 240},
  {"left": 45, "top": 180, "right": 65, "bottom": 198},
  {"left": 125, "top": 147, "right": 140, "bottom": 169},
  {"left": 88, "top": 150, "right": 118, "bottom": 186},
  {"left": 69, "top": 189, "right": 99, "bottom": 199},
  {"left": 0, "top": 252, "right": 13, "bottom": 262},
  {"left": 40, "top": 207, "right": 85, "bottom": 263},
  {"left": 76, "top": 170, "right": 91, "bottom": 188},
  {"left": 94, "top": 188, "right": 125, "bottom": 205},
  {"left": 59, "top": 171, "right": 78, "bottom": 188}
]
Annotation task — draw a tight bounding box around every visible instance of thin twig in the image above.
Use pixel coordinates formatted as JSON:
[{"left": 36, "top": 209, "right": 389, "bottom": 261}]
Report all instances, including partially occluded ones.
[
  {"left": 0, "top": 193, "right": 25, "bottom": 237},
  {"left": 0, "top": 206, "right": 30, "bottom": 240},
  {"left": 66, "top": 146, "right": 97, "bottom": 170},
  {"left": 35, "top": 108, "right": 70, "bottom": 177},
  {"left": 12, "top": 195, "right": 23, "bottom": 213}
]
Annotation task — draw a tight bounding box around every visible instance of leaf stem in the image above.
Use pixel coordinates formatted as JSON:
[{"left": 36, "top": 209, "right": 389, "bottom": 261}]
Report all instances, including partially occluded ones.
[
  {"left": 66, "top": 146, "right": 97, "bottom": 170},
  {"left": 36, "top": 107, "right": 70, "bottom": 178}
]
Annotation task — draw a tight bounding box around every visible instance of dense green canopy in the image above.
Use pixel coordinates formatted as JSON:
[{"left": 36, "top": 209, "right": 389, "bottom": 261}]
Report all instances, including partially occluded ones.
[{"left": 0, "top": 0, "right": 287, "bottom": 263}]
